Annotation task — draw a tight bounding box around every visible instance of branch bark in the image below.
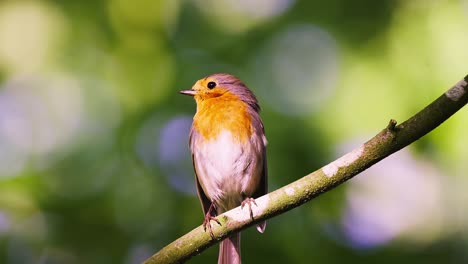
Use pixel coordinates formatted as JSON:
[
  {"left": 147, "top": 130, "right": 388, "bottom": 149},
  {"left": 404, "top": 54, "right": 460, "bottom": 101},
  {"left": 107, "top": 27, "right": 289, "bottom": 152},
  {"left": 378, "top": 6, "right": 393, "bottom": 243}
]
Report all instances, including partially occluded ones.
[{"left": 144, "top": 75, "right": 468, "bottom": 264}]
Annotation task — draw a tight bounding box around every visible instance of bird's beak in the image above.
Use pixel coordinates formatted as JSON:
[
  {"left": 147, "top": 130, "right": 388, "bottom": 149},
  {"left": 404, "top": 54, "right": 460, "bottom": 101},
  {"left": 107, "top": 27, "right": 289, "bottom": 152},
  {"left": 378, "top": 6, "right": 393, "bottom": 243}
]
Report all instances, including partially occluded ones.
[{"left": 179, "top": 89, "right": 196, "bottom": 96}]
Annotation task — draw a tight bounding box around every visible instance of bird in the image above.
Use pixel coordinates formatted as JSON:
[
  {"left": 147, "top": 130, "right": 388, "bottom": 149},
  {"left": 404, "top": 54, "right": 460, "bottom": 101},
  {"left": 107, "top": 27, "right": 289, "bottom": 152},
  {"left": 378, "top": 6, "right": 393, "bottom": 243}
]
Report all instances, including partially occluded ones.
[{"left": 180, "top": 73, "right": 268, "bottom": 264}]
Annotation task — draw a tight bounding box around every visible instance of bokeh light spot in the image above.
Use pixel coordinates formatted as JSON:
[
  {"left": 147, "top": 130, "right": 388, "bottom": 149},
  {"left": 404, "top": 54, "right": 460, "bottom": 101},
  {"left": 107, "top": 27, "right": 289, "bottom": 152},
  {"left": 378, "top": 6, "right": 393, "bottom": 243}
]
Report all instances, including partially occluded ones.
[
  {"left": 251, "top": 24, "right": 339, "bottom": 116},
  {"left": 108, "top": 0, "right": 181, "bottom": 35},
  {"left": 158, "top": 116, "right": 194, "bottom": 194},
  {"left": 339, "top": 146, "right": 443, "bottom": 248},
  {"left": 0, "top": 1, "right": 67, "bottom": 73},
  {"left": 0, "top": 93, "right": 28, "bottom": 176},
  {"left": 225, "top": 0, "right": 295, "bottom": 18},
  {"left": 136, "top": 115, "right": 194, "bottom": 195},
  {"left": 0, "top": 211, "right": 11, "bottom": 234},
  {"left": 124, "top": 243, "right": 153, "bottom": 264},
  {"left": 0, "top": 75, "right": 84, "bottom": 175},
  {"left": 193, "top": 0, "right": 295, "bottom": 33}
]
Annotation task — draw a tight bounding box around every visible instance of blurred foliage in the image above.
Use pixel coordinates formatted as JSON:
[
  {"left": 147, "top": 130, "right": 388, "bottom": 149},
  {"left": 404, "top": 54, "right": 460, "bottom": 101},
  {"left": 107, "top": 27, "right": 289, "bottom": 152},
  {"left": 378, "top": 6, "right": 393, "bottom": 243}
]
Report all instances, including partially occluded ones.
[{"left": 0, "top": 0, "right": 468, "bottom": 263}]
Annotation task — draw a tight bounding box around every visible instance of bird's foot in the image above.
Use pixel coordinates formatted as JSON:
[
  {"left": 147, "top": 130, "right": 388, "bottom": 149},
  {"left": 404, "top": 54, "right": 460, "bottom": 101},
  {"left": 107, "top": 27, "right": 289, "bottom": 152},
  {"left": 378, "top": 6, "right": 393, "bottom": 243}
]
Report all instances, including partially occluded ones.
[
  {"left": 203, "top": 214, "right": 221, "bottom": 239},
  {"left": 203, "top": 203, "right": 221, "bottom": 239},
  {"left": 241, "top": 197, "right": 257, "bottom": 220}
]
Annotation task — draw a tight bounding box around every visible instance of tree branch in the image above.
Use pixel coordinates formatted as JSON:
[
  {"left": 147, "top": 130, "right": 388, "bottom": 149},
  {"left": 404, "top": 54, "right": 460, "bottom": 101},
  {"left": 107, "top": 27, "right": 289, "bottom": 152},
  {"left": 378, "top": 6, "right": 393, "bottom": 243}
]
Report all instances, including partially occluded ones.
[{"left": 144, "top": 75, "right": 468, "bottom": 264}]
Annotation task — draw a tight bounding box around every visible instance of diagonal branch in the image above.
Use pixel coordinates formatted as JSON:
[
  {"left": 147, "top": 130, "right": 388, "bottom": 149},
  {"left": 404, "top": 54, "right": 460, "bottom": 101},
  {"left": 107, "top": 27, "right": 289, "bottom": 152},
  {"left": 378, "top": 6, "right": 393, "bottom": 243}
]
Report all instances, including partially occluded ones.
[{"left": 144, "top": 74, "right": 468, "bottom": 264}]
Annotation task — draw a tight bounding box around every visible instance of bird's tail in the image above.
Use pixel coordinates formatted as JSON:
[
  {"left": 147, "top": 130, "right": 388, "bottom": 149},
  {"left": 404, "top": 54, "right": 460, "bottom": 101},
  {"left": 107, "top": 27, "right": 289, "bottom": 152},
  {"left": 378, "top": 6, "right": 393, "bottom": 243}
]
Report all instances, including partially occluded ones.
[{"left": 218, "top": 233, "right": 241, "bottom": 264}]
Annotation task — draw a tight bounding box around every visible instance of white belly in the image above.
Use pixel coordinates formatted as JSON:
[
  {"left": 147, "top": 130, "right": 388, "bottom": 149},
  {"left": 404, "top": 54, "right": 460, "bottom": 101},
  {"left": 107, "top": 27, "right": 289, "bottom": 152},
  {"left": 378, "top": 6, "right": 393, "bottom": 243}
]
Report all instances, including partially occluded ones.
[{"left": 193, "top": 130, "right": 261, "bottom": 211}]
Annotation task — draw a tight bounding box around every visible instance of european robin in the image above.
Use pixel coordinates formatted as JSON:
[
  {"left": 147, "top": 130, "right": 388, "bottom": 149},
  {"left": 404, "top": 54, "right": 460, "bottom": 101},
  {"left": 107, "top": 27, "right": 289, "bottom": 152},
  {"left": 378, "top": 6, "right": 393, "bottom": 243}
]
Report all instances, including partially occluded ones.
[{"left": 180, "top": 73, "right": 268, "bottom": 264}]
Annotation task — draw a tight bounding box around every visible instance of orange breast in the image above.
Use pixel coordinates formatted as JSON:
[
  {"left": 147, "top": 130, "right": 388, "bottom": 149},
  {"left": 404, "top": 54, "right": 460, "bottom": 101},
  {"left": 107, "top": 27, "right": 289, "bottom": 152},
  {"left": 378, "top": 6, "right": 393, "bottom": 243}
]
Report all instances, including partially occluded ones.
[{"left": 193, "top": 92, "right": 252, "bottom": 142}]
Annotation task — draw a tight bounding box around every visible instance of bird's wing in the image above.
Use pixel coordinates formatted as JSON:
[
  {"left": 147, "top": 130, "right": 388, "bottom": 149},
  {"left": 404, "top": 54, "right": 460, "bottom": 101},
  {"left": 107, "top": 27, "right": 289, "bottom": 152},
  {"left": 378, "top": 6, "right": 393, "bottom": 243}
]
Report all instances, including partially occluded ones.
[
  {"left": 253, "top": 122, "right": 268, "bottom": 233},
  {"left": 253, "top": 146, "right": 267, "bottom": 199}
]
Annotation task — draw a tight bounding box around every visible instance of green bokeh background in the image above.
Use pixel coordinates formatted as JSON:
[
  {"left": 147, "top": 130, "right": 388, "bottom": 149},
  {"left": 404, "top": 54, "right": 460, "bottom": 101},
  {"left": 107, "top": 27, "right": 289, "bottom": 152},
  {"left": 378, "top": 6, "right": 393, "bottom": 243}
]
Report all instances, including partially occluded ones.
[{"left": 0, "top": 0, "right": 467, "bottom": 263}]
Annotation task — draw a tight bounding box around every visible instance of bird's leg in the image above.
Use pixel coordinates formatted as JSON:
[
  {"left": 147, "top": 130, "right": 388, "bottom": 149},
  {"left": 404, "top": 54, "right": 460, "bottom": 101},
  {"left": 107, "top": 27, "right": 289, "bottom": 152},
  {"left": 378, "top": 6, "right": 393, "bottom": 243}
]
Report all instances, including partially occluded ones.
[
  {"left": 203, "top": 202, "right": 221, "bottom": 239},
  {"left": 241, "top": 194, "right": 258, "bottom": 220}
]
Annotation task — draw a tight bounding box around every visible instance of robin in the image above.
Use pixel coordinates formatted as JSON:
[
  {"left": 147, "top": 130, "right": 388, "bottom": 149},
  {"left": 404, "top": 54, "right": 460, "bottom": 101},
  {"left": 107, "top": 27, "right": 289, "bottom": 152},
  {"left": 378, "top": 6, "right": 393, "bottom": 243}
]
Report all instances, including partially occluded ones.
[{"left": 180, "top": 73, "right": 268, "bottom": 264}]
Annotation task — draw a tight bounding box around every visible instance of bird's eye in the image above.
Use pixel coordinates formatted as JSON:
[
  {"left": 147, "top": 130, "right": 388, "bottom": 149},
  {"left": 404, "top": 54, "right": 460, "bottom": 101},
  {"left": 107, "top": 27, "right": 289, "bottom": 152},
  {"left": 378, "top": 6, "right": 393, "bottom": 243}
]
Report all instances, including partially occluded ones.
[{"left": 207, "top": 81, "right": 216, "bottom": 89}]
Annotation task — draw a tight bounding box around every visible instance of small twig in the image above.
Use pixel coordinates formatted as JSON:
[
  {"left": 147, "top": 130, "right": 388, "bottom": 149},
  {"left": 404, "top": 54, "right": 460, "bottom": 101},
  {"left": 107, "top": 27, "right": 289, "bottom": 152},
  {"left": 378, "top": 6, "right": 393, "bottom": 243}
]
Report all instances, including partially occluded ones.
[{"left": 387, "top": 119, "right": 397, "bottom": 131}]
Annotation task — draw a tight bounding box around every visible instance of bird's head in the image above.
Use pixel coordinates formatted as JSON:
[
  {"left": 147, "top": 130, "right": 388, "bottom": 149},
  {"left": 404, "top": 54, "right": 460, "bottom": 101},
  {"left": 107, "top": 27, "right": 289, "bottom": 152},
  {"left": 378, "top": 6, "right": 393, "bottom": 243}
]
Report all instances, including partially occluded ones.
[{"left": 180, "top": 73, "right": 260, "bottom": 112}]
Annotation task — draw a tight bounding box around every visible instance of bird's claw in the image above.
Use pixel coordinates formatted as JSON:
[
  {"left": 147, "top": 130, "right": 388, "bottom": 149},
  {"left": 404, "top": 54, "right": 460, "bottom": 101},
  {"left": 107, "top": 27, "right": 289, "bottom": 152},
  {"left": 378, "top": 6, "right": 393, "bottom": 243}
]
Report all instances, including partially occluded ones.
[
  {"left": 241, "top": 197, "right": 257, "bottom": 220},
  {"left": 203, "top": 214, "right": 221, "bottom": 239}
]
